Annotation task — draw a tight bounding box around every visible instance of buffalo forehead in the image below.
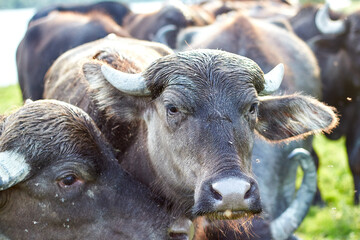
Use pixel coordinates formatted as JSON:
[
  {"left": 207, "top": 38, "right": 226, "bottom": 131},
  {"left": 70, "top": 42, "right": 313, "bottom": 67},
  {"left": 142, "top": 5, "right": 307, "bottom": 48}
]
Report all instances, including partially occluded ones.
[
  {"left": 145, "top": 49, "right": 265, "bottom": 96},
  {"left": 0, "top": 101, "right": 102, "bottom": 164},
  {"left": 174, "top": 49, "right": 263, "bottom": 73}
]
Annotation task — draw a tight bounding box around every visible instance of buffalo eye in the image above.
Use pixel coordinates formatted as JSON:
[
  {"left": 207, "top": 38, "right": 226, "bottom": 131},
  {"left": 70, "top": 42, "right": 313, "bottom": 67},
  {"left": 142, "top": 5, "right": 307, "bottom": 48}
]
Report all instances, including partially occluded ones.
[
  {"left": 58, "top": 174, "right": 82, "bottom": 188},
  {"left": 166, "top": 104, "right": 179, "bottom": 116},
  {"left": 249, "top": 103, "right": 258, "bottom": 115}
]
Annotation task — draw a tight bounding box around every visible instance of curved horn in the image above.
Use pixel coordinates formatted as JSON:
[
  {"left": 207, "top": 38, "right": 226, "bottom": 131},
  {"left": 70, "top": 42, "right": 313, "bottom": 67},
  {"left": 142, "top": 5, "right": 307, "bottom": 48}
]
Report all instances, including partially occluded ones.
[
  {"left": 0, "top": 151, "right": 30, "bottom": 191},
  {"left": 24, "top": 99, "right": 33, "bottom": 105},
  {"left": 315, "top": 3, "right": 346, "bottom": 35},
  {"left": 101, "top": 65, "right": 151, "bottom": 96},
  {"left": 270, "top": 148, "right": 316, "bottom": 240},
  {"left": 261, "top": 63, "right": 284, "bottom": 95},
  {"left": 153, "top": 24, "right": 178, "bottom": 46}
]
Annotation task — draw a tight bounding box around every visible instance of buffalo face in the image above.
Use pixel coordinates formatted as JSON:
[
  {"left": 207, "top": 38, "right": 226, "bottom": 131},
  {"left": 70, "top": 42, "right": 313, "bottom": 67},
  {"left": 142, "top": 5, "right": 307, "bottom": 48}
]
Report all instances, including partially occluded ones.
[{"left": 87, "top": 49, "right": 337, "bottom": 219}]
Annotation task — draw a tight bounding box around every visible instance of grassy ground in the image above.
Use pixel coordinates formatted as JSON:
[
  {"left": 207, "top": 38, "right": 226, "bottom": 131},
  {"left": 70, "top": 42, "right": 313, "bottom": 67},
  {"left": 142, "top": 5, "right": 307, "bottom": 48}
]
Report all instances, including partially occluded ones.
[
  {"left": 1, "top": 84, "right": 359, "bottom": 239},
  {"left": 0, "top": 84, "right": 23, "bottom": 114},
  {"left": 296, "top": 136, "right": 360, "bottom": 239}
]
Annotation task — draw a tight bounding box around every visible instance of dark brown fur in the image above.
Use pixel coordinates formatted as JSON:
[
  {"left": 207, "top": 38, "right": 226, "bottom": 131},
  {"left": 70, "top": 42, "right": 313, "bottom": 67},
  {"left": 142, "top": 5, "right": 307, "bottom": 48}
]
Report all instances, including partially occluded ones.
[
  {"left": 0, "top": 100, "right": 172, "bottom": 239},
  {"left": 29, "top": 1, "right": 131, "bottom": 26},
  {"left": 123, "top": 2, "right": 214, "bottom": 49},
  {"left": 17, "top": 10, "right": 130, "bottom": 101},
  {"left": 178, "top": 12, "right": 321, "bottom": 97},
  {"left": 193, "top": 216, "right": 273, "bottom": 240}
]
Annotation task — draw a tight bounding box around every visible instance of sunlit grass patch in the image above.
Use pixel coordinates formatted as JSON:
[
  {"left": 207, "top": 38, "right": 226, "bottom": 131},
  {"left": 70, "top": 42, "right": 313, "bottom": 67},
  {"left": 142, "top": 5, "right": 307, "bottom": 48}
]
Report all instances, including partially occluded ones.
[
  {"left": 314, "top": 136, "right": 353, "bottom": 205},
  {"left": 0, "top": 84, "right": 23, "bottom": 114},
  {"left": 296, "top": 203, "right": 360, "bottom": 240},
  {"left": 296, "top": 135, "right": 360, "bottom": 239}
]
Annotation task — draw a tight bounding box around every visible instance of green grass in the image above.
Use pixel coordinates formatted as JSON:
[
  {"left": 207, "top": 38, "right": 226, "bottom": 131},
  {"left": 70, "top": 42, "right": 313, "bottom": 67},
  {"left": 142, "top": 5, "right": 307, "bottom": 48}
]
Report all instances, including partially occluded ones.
[
  {"left": 0, "top": 84, "right": 23, "bottom": 114},
  {"left": 295, "top": 136, "right": 360, "bottom": 239}
]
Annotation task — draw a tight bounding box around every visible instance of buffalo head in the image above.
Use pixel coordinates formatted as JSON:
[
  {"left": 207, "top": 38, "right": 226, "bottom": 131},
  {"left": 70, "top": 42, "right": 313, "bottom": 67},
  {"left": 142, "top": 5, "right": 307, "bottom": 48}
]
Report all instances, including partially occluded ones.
[
  {"left": 83, "top": 49, "right": 337, "bottom": 219},
  {"left": 316, "top": 3, "right": 360, "bottom": 73},
  {"left": 0, "top": 99, "right": 172, "bottom": 239}
]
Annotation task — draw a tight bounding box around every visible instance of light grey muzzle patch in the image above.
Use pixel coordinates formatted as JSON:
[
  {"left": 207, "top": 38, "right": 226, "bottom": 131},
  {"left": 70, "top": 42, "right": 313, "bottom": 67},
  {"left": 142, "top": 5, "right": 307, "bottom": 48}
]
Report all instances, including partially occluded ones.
[{"left": 211, "top": 177, "right": 251, "bottom": 210}]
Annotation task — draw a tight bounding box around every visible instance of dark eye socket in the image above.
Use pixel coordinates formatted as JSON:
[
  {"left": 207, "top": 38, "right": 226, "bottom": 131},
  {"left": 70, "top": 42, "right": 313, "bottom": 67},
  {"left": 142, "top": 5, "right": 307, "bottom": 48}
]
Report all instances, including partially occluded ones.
[
  {"left": 249, "top": 103, "right": 258, "bottom": 115},
  {"left": 167, "top": 104, "right": 179, "bottom": 115},
  {"left": 58, "top": 174, "right": 81, "bottom": 188}
]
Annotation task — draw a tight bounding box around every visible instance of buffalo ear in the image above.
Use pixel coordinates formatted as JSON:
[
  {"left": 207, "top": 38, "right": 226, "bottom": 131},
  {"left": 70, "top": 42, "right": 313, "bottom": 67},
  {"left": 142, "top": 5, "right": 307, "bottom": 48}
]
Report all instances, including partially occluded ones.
[
  {"left": 83, "top": 62, "right": 104, "bottom": 87},
  {"left": 83, "top": 62, "right": 149, "bottom": 122},
  {"left": 256, "top": 94, "right": 338, "bottom": 141}
]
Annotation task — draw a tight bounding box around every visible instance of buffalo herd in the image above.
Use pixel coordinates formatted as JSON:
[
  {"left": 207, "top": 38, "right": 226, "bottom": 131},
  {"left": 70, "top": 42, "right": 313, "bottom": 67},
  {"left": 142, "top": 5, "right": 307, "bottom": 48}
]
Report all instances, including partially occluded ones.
[{"left": 2, "top": 0, "right": 358, "bottom": 239}]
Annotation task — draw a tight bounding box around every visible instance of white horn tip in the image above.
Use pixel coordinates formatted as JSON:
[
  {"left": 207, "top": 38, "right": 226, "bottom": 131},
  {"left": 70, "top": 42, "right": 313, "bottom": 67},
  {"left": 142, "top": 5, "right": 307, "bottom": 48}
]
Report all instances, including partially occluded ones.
[
  {"left": 101, "top": 64, "right": 151, "bottom": 96},
  {"left": 315, "top": 3, "right": 346, "bottom": 35},
  {"left": 0, "top": 151, "right": 30, "bottom": 190},
  {"left": 263, "top": 63, "right": 284, "bottom": 94},
  {"left": 24, "top": 99, "right": 33, "bottom": 105}
]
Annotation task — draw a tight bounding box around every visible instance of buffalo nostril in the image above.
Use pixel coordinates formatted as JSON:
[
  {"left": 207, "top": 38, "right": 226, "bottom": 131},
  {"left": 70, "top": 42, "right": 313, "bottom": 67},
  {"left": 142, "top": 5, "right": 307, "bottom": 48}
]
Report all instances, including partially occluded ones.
[
  {"left": 244, "top": 184, "right": 254, "bottom": 200},
  {"left": 210, "top": 185, "right": 223, "bottom": 201}
]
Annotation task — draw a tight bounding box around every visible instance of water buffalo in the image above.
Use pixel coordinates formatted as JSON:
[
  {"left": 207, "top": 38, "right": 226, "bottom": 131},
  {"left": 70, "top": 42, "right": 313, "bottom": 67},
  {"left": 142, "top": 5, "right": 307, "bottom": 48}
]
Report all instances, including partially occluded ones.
[
  {"left": 16, "top": 1, "right": 215, "bottom": 102},
  {"left": 42, "top": 35, "right": 338, "bottom": 231},
  {"left": 27, "top": 1, "right": 213, "bottom": 50},
  {"left": 16, "top": 10, "right": 130, "bottom": 101},
  {"left": 176, "top": 11, "right": 320, "bottom": 98},
  {"left": 122, "top": 1, "right": 214, "bottom": 49},
  {"left": 295, "top": 3, "right": 360, "bottom": 204},
  {"left": 28, "top": 1, "right": 131, "bottom": 26},
  {"left": 0, "top": 99, "right": 173, "bottom": 239},
  {"left": 175, "top": 10, "right": 326, "bottom": 236},
  {"left": 154, "top": 1, "right": 298, "bottom": 47}
]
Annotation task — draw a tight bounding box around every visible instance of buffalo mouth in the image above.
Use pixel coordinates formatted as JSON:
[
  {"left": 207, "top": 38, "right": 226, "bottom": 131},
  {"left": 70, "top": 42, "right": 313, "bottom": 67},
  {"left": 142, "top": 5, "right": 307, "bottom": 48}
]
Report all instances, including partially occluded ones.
[{"left": 193, "top": 209, "right": 262, "bottom": 221}]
